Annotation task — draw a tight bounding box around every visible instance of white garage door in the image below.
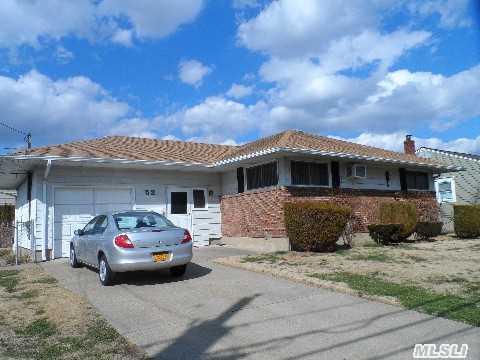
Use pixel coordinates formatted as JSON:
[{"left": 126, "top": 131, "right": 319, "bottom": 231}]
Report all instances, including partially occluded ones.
[{"left": 54, "top": 187, "right": 133, "bottom": 258}]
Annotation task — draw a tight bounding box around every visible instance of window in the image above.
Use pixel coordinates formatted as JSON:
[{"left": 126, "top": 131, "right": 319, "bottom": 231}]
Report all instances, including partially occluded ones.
[
  {"left": 82, "top": 217, "right": 98, "bottom": 235},
  {"left": 435, "top": 178, "right": 456, "bottom": 203},
  {"left": 113, "top": 212, "right": 173, "bottom": 230},
  {"left": 406, "top": 171, "right": 429, "bottom": 190},
  {"left": 237, "top": 167, "right": 245, "bottom": 193},
  {"left": 246, "top": 162, "right": 278, "bottom": 190},
  {"left": 291, "top": 161, "right": 329, "bottom": 186},
  {"left": 171, "top": 191, "right": 188, "bottom": 214},
  {"left": 92, "top": 215, "right": 108, "bottom": 234},
  {"left": 193, "top": 189, "right": 207, "bottom": 209}
]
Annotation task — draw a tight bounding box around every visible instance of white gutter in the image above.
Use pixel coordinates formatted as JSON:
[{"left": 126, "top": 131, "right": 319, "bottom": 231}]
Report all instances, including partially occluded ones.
[
  {"left": 3, "top": 146, "right": 461, "bottom": 172},
  {"left": 4, "top": 154, "right": 212, "bottom": 168},
  {"left": 213, "top": 146, "right": 462, "bottom": 172}
]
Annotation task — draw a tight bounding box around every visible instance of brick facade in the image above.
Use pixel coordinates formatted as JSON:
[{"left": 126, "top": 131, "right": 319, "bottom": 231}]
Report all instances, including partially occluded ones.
[{"left": 221, "top": 186, "right": 439, "bottom": 238}]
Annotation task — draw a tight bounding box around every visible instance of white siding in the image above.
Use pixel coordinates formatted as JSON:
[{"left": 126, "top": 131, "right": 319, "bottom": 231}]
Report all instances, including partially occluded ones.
[
  {"left": 15, "top": 178, "right": 30, "bottom": 249},
  {"left": 35, "top": 166, "right": 223, "bottom": 255},
  {"left": 339, "top": 163, "right": 402, "bottom": 190},
  {"left": 221, "top": 169, "right": 238, "bottom": 196}
]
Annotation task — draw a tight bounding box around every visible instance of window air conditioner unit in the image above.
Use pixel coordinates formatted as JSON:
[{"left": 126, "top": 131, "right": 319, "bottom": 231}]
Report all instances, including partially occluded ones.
[{"left": 346, "top": 164, "right": 367, "bottom": 179}]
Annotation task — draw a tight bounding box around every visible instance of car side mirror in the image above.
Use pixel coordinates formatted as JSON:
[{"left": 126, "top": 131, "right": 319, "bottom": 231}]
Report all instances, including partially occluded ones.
[{"left": 74, "top": 229, "right": 84, "bottom": 236}]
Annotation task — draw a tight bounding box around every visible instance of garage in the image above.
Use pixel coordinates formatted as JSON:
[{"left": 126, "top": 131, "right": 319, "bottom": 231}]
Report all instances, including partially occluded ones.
[{"left": 54, "top": 187, "right": 134, "bottom": 258}]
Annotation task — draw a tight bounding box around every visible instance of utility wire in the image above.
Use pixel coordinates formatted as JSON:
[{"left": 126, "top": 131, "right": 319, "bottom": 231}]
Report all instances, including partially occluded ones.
[
  {"left": 0, "top": 121, "right": 32, "bottom": 150},
  {"left": 0, "top": 121, "right": 28, "bottom": 136}
]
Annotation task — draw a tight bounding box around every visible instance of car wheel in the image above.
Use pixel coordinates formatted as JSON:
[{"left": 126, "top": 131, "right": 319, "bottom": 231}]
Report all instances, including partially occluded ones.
[
  {"left": 98, "top": 255, "right": 115, "bottom": 286},
  {"left": 170, "top": 264, "right": 187, "bottom": 277},
  {"left": 69, "top": 245, "right": 81, "bottom": 268}
]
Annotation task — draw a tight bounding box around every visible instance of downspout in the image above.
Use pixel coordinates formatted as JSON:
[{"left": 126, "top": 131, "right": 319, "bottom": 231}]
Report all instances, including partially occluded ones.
[
  {"left": 42, "top": 160, "right": 52, "bottom": 261},
  {"left": 27, "top": 171, "right": 33, "bottom": 261}
]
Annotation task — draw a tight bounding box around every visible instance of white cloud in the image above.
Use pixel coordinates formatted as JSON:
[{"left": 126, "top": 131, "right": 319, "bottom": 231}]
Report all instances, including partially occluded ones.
[
  {"left": 98, "top": 0, "right": 203, "bottom": 39},
  {"left": 0, "top": 0, "right": 96, "bottom": 48},
  {"left": 178, "top": 59, "right": 212, "bottom": 87},
  {"left": 232, "top": 0, "right": 260, "bottom": 9},
  {"left": 111, "top": 29, "right": 134, "bottom": 47},
  {"left": 55, "top": 46, "right": 74, "bottom": 64},
  {"left": 226, "top": 83, "right": 254, "bottom": 99},
  {"left": 238, "top": 0, "right": 382, "bottom": 58},
  {"left": 0, "top": 70, "right": 130, "bottom": 145},
  {"left": 108, "top": 117, "right": 157, "bottom": 138},
  {"left": 340, "top": 131, "right": 480, "bottom": 155},
  {"left": 164, "top": 96, "right": 266, "bottom": 139},
  {"left": 408, "top": 0, "right": 471, "bottom": 28},
  {"left": 0, "top": 0, "right": 204, "bottom": 49}
]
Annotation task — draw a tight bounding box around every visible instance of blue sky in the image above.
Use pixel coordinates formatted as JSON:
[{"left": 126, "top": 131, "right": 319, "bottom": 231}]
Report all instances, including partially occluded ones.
[{"left": 0, "top": 0, "right": 479, "bottom": 153}]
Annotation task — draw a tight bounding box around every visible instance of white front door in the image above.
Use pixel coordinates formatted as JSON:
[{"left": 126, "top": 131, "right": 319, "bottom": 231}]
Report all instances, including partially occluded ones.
[{"left": 166, "top": 187, "right": 192, "bottom": 236}]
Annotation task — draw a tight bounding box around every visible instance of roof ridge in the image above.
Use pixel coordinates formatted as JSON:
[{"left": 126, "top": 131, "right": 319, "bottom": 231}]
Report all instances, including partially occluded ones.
[{"left": 103, "top": 135, "right": 238, "bottom": 149}]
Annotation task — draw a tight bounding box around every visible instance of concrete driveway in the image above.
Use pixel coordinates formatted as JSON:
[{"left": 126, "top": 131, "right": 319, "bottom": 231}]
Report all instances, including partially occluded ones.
[{"left": 42, "top": 246, "right": 479, "bottom": 360}]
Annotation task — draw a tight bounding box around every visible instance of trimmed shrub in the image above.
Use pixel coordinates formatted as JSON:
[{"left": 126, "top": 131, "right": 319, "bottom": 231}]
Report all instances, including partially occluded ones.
[
  {"left": 368, "top": 224, "right": 404, "bottom": 245},
  {"left": 0, "top": 205, "right": 14, "bottom": 224},
  {"left": 415, "top": 222, "right": 443, "bottom": 240},
  {"left": 454, "top": 205, "right": 480, "bottom": 238},
  {"left": 284, "top": 202, "right": 352, "bottom": 252},
  {"left": 379, "top": 202, "right": 417, "bottom": 239}
]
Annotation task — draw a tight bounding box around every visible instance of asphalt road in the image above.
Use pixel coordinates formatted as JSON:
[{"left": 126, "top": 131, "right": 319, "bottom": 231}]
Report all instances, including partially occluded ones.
[{"left": 42, "top": 246, "right": 479, "bottom": 360}]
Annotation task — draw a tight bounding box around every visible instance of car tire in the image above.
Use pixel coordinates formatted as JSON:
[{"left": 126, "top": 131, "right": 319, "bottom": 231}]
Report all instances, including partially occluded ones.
[
  {"left": 98, "top": 254, "right": 115, "bottom": 286},
  {"left": 69, "top": 245, "right": 81, "bottom": 268},
  {"left": 170, "top": 264, "right": 187, "bottom": 277}
]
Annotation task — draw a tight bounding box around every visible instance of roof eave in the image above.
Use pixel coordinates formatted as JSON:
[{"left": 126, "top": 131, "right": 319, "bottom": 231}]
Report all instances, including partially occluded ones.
[
  {"left": 213, "top": 147, "right": 462, "bottom": 172},
  {"left": 2, "top": 154, "right": 215, "bottom": 169}
]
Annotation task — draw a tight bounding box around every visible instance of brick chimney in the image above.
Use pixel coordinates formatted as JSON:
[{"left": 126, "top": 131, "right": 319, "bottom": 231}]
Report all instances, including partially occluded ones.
[{"left": 404, "top": 134, "right": 415, "bottom": 155}]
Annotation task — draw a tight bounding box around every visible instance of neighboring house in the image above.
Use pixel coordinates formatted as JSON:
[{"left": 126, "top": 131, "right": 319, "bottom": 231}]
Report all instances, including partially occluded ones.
[
  {"left": 416, "top": 147, "right": 480, "bottom": 232},
  {"left": 0, "top": 130, "right": 456, "bottom": 261},
  {"left": 0, "top": 190, "right": 15, "bottom": 205}
]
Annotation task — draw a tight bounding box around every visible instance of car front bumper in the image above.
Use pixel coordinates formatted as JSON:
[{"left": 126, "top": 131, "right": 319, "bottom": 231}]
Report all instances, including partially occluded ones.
[{"left": 108, "top": 243, "right": 193, "bottom": 272}]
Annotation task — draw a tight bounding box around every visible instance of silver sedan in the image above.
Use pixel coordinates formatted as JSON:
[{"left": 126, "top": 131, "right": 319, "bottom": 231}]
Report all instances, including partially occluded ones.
[{"left": 69, "top": 211, "right": 193, "bottom": 286}]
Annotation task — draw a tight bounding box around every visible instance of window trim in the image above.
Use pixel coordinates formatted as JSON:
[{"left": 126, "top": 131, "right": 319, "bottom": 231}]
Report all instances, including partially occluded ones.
[
  {"left": 192, "top": 188, "right": 208, "bottom": 211},
  {"left": 290, "top": 160, "right": 331, "bottom": 187},
  {"left": 245, "top": 160, "right": 279, "bottom": 191},
  {"left": 406, "top": 170, "right": 431, "bottom": 191},
  {"left": 434, "top": 177, "right": 457, "bottom": 203}
]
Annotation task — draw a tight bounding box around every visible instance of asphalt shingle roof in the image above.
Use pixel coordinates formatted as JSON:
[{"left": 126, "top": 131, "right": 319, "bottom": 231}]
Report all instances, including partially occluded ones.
[{"left": 17, "top": 130, "right": 446, "bottom": 167}]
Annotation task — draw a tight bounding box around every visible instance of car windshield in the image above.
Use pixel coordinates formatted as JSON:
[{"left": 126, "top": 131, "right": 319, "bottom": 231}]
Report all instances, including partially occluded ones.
[{"left": 113, "top": 212, "right": 174, "bottom": 230}]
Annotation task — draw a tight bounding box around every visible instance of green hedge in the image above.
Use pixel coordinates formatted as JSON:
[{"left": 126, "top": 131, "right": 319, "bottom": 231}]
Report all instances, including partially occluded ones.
[
  {"left": 284, "top": 202, "right": 352, "bottom": 252},
  {"left": 454, "top": 205, "right": 480, "bottom": 238},
  {"left": 0, "top": 205, "right": 14, "bottom": 224},
  {"left": 368, "top": 224, "right": 404, "bottom": 245},
  {"left": 415, "top": 222, "right": 443, "bottom": 240},
  {"left": 379, "top": 202, "right": 417, "bottom": 239}
]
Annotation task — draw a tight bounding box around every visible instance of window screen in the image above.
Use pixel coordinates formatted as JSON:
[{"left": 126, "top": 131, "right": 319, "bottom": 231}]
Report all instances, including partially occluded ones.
[
  {"left": 406, "top": 171, "right": 429, "bottom": 190},
  {"left": 246, "top": 162, "right": 278, "bottom": 190},
  {"left": 291, "top": 161, "right": 329, "bottom": 186},
  {"left": 193, "top": 189, "right": 206, "bottom": 209},
  {"left": 171, "top": 192, "right": 188, "bottom": 214}
]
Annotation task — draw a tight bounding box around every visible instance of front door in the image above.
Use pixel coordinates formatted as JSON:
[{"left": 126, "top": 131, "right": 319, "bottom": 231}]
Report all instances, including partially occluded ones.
[{"left": 166, "top": 187, "right": 192, "bottom": 236}]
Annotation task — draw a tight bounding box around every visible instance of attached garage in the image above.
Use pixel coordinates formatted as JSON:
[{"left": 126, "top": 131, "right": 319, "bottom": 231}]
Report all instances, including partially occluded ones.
[{"left": 53, "top": 187, "right": 134, "bottom": 258}]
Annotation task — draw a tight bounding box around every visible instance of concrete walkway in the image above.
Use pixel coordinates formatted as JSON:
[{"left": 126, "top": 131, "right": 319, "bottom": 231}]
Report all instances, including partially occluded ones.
[{"left": 42, "top": 246, "right": 479, "bottom": 360}]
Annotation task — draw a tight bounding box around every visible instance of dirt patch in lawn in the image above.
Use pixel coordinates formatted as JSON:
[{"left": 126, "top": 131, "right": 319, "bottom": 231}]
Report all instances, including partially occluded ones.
[
  {"left": 0, "top": 265, "right": 147, "bottom": 359},
  {"left": 216, "top": 235, "right": 480, "bottom": 326}
]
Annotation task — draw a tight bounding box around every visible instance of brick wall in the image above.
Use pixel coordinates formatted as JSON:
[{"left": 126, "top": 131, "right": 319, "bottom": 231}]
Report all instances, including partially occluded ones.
[{"left": 221, "top": 186, "right": 439, "bottom": 237}]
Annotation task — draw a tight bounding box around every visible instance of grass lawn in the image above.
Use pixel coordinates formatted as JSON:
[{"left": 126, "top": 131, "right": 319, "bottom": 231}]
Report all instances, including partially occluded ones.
[
  {"left": 216, "top": 235, "right": 480, "bottom": 327},
  {"left": 0, "top": 265, "right": 146, "bottom": 359}
]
